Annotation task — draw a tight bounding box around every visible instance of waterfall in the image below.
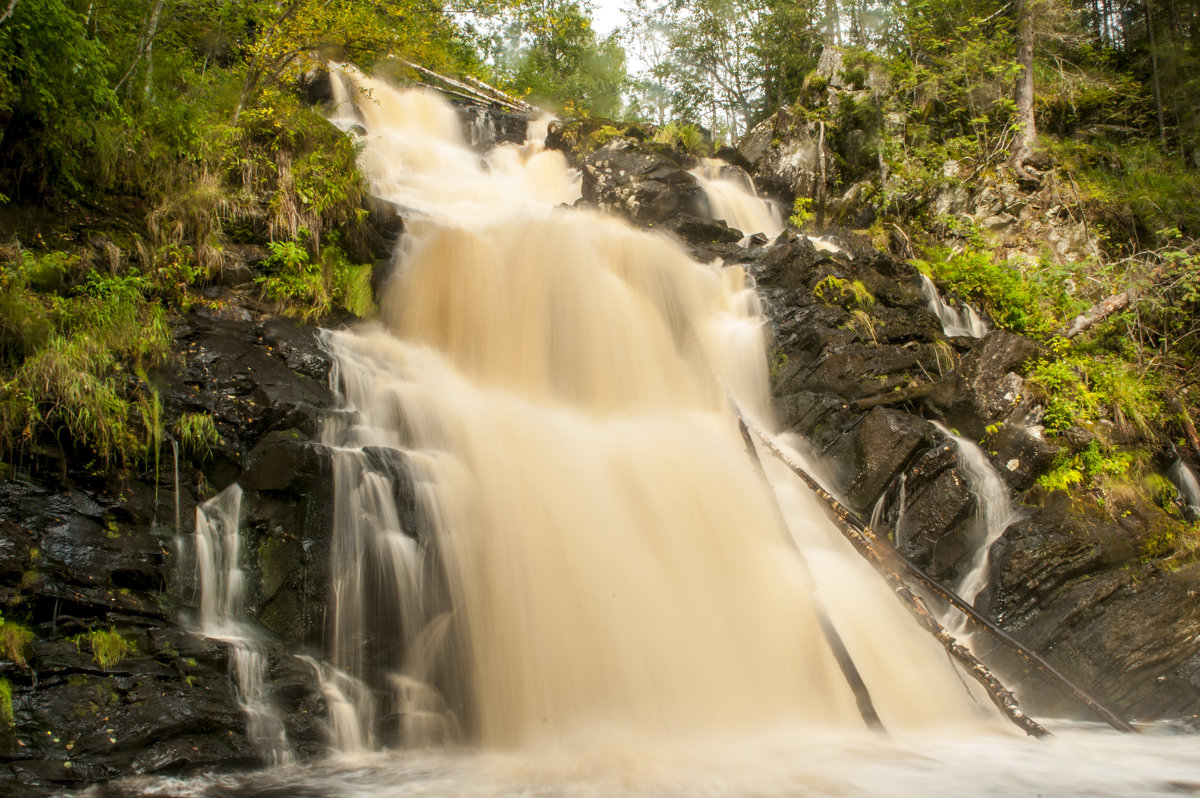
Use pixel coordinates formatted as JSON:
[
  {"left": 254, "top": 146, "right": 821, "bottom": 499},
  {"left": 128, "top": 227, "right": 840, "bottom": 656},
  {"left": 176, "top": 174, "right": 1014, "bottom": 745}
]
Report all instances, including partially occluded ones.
[
  {"left": 919, "top": 273, "right": 988, "bottom": 338},
  {"left": 871, "top": 473, "right": 907, "bottom": 549},
  {"left": 931, "top": 423, "right": 1017, "bottom": 623},
  {"left": 1168, "top": 457, "right": 1200, "bottom": 519},
  {"left": 193, "top": 486, "right": 293, "bottom": 764},
  {"left": 316, "top": 71, "right": 996, "bottom": 751},
  {"left": 690, "top": 159, "right": 784, "bottom": 239}
]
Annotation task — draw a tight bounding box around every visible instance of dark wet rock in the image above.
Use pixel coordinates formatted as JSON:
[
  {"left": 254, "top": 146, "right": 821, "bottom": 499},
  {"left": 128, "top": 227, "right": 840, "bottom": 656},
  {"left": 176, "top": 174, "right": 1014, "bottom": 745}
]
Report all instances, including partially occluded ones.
[
  {"left": 0, "top": 299, "right": 341, "bottom": 796},
  {"left": 660, "top": 213, "right": 744, "bottom": 247},
  {"left": 928, "top": 330, "right": 1041, "bottom": 438},
  {"left": 976, "top": 494, "right": 1200, "bottom": 720},
  {"left": 453, "top": 104, "right": 530, "bottom": 151},
  {"left": 580, "top": 139, "right": 707, "bottom": 228}
]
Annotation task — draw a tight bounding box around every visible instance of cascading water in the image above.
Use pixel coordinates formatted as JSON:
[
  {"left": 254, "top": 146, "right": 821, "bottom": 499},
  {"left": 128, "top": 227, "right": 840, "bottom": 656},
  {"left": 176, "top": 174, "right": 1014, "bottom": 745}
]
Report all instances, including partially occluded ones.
[
  {"left": 193, "top": 485, "right": 293, "bottom": 765},
  {"left": 690, "top": 159, "right": 784, "bottom": 239},
  {"left": 312, "top": 72, "right": 1002, "bottom": 753},
  {"left": 920, "top": 273, "right": 989, "bottom": 338},
  {"left": 1168, "top": 456, "right": 1200, "bottom": 519},
  {"left": 689, "top": 159, "right": 845, "bottom": 257},
  {"left": 931, "top": 422, "right": 1017, "bottom": 627}
]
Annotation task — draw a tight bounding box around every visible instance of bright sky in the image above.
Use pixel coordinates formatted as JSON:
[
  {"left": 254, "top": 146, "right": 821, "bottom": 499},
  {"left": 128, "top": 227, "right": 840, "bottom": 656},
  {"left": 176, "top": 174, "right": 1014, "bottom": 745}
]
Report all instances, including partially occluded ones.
[{"left": 589, "top": 0, "right": 626, "bottom": 36}]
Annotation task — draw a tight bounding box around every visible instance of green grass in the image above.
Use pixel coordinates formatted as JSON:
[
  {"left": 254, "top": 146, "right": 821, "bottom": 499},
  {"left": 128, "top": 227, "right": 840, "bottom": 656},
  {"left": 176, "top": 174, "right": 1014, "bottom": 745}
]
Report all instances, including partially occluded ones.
[
  {"left": 0, "top": 614, "right": 33, "bottom": 667},
  {"left": 73, "top": 627, "right": 135, "bottom": 671}
]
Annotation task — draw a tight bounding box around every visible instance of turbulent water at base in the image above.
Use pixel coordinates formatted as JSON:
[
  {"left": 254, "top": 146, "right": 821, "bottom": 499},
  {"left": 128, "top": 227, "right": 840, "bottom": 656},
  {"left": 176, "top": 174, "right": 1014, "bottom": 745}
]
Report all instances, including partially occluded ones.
[
  {"left": 192, "top": 486, "right": 293, "bottom": 765},
  {"left": 108, "top": 76, "right": 1200, "bottom": 796},
  {"left": 919, "top": 273, "right": 988, "bottom": 338}
]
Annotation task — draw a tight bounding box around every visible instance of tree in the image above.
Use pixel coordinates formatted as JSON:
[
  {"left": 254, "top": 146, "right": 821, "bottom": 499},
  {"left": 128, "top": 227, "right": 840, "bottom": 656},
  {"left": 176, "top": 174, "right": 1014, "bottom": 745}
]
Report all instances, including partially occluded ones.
[{"left": 500, "top": 0, "right": 627, "bottom": 116}]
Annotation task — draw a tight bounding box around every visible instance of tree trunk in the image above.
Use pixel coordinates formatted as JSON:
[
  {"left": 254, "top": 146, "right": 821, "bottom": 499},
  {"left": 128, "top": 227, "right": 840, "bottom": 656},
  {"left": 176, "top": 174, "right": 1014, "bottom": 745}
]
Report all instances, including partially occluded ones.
[
  {"left": 1146, "top": 0, "right": 1168, "bottom": 150},
  {"left": 817, "top": 120, "right": 827, "bottom": 229},
  {"left": 1010, "top": 0, "right": 1039, "bottom": 179},
  {"left": 824, "top": 0, "right": 841, "bottom": 46},
  {"left": 0, "top": 0, "right": 19, "bottom": 26}
]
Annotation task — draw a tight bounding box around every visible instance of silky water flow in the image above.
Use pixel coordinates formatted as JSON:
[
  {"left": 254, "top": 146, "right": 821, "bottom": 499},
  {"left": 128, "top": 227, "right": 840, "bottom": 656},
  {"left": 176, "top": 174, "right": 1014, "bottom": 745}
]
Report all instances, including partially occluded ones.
[{"left": 145, "top": 73, "right": 1200, "bottom": 798}]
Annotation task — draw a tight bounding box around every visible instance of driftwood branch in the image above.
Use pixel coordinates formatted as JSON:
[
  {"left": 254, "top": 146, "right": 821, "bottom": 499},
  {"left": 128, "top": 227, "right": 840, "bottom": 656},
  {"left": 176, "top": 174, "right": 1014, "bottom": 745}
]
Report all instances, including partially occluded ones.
[
  {"left": 1061, "top": 289, "right": 1134, "bottom": 339},
  {"left": 399, "top": 59, "right": 533, "bottom": 113},
  {"left": 735, "top": 415, "right": 884, "bottom": 731},
  {"left": 850, "top": 382, "right": 936, "bottom": 412},
  {"left": 0, "top": 0, "right": 18, "bottom": 26},
  {"left": 740, "top": 410, "right": 1138, "bottom": 734},
  {"left": 734, "top": 409, "right": 1049, "bottom": 737}
]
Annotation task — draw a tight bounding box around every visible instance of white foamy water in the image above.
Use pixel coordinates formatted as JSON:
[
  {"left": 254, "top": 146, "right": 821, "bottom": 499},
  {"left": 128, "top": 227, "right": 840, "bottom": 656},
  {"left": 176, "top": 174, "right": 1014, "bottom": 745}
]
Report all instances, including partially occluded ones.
[
  {"left": 1168, "top": 456, "right": 1200, "bottom": 518},
  {"left": 920, "top": 273, "right": 988, "bottom": 338},
  {"left": 931, "top": 422, "right": 1017, "bottom": 629},
  {"left": 91, "top": 723, "right": 1200, "bottom": 798}
]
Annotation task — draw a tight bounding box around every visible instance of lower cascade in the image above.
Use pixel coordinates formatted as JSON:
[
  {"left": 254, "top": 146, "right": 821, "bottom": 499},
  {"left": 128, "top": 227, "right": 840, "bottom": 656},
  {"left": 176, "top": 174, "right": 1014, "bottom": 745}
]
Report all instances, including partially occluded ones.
[{"left": 154, "top": 77, "right": 1200, "bottom": 797}]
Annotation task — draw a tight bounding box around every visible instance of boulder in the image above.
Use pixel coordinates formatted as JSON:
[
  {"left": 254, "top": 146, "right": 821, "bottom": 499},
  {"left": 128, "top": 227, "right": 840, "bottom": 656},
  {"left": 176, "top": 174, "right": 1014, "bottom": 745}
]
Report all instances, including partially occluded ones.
[{"left": 580, "top": 139, "right": 707, "bottom": 228}]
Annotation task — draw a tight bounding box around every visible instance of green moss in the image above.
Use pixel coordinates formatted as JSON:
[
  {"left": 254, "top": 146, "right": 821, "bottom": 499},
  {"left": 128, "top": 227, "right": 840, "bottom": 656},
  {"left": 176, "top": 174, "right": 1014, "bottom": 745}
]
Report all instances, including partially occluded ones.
[
  {"left": 813, "top": 275, "right": 875, "bottom": 311},
  {"left": 0, "top": 678, "right": 12, "bottom": 728}
]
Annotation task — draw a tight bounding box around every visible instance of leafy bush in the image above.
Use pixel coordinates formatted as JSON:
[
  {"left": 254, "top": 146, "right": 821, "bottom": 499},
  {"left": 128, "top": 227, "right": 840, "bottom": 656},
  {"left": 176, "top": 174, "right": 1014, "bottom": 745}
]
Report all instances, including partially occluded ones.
[{"left": 0, "top": 260, "right": 171, "bottom": 469}]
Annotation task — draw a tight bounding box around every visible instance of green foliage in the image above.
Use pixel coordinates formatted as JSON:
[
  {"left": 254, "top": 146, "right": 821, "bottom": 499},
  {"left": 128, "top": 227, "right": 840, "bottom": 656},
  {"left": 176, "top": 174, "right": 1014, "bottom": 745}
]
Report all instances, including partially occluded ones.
[
  {"left": 0, "top": 261, "right": 171, "bottom": 468},
  {"left": 73, "top": 627, "right": 135, "bottom": 671},
  {"left": 587, "top": 125, "right": 624, "bottom": 150},
  {"left": 327, "top": 249, "right": 377, "bottom": 320},
  {"left": 1052, "top": 138, "right": 1200, "bottom": 241},
  {"left": 175, "top": 413, "right": 222, "bottom": 461},
  {"left": 1037, "top": 441, "right": 1132, "bottom": 492},
  {"left": 0, "top": 613, "right": 33, "bottom": 667},
  {"left": 1028, "top": 341, "right": 1164, "bottom": 437},
  {"left": 651, "top": 122, "right": 709, "bottom": 155},
  {"left": 914, "top": 248, "right": 1048, "bottom": 333},
  {"left": 0, "top": 678, "right": 11, "bottom": 728},
  {"left": 788, "top": 197, "right": 814, "bottom": 228},
  {"left": 256, "top": 234, "right": 376, "bottom": 320},
  {"left": 498, "top": 1, "right": 627, "bottom": 117}
]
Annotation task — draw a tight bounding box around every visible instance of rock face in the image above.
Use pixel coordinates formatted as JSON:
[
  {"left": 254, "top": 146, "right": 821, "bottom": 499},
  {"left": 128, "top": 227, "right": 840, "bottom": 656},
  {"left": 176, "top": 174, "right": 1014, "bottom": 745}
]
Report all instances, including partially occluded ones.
[
  {"left": 738, "top": 107, "right": 840, "bottom": 208},
  {"left": 0, "top": 304, "right": 344, "bottom": 797},
  {"left": 580, "top": 138, "right": 708, "bottom": 228}
]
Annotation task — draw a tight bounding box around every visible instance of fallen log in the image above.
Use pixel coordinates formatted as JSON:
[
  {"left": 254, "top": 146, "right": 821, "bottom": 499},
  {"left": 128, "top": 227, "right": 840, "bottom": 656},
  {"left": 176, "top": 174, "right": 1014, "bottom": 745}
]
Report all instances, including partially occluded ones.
[
  {"left": 735, "top": 416, "right": 885, "bottom": 732},
  {"left": 1061, "top": 289, "right": 1134, "bottom": 339},
  {"left": 398, "top": 59, "right": 533, "bottom": 113},
  {"left": 736, "top": 409, "right": 1137, "bottom": 735}
]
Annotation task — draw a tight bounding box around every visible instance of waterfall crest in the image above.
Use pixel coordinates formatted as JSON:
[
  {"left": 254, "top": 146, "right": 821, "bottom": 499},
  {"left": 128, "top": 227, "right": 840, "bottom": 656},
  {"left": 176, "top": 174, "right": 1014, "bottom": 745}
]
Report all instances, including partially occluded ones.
[{"left": 319, "top": 72, "right": 995, "bottom": 750}]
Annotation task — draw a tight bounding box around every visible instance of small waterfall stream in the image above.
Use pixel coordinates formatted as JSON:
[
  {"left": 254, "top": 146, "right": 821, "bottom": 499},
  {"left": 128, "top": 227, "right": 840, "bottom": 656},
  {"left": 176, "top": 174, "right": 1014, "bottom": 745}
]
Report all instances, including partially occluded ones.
[
  {"left": 931, "top": 423, "right": 1017, "bottom": 626},
  {"left": 193, "top": 486, "right": 294, "bottom": 765},
  {"left": 690, "top": 159, "right": 784, "bottom": 239},
  {"left": 1168, "top": 457, "right": 1200, "bottom": 519},
  {"left": 920, "top": 273, "right": 989, "bottom": 338}
]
